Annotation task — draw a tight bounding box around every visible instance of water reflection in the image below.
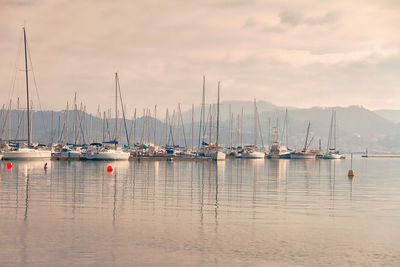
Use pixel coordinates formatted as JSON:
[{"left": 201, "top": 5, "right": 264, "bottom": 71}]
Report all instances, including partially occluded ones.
[{"left": 1, "top": 158, "right": 400, "bottom": 266}]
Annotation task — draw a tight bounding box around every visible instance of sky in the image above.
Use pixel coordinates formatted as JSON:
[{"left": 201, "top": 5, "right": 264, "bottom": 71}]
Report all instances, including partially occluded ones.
[{"left": 0, "top": 0, "right": 400, "bottom": 115}]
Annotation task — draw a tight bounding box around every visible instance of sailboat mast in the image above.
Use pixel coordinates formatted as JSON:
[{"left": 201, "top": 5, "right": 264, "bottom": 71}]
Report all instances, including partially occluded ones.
[
  {"left": 327, "top": 111, "right": 333, "bottom": 152},
  {"left": 285, "top": 109, "right": 288, "bottom": 147},
  {"left": 216, "top": 82, "right": 220, "bottom": 147},
  {"left": 334, "top": 110, "right": 337, "bottom": 150},
  {"left": 8, "top": 99, "right": 12, "bottom": 141},
  {"left": 115, "top": 72, "right": 118, "bottom": 148},
  {"left": 133, "top": 108, "right": 137, "bottom": 146},
  {"left": 23, "top": 27, "right": 31, "bottom": 147},
  {"left": 191, "top": 104, "right": 194, "bottom": 150},
  {"left": 240, "top": 107, "right": 243, "bottom": 148},
  {"left": 254, "top": 99, "right": 258, "bottom": 147},
  {"left": 73, "top": 92, "right": 77, "bottom": 144},
  {"left": 154, "top": 105, "right": 157, "bottom": 146},
  {"left": 304, "top": 122, "right": 311, "bottom": 151},
  {"left": 165, "top": 109, "right": 168, "bottom": 146},
  {"left": 50, "top": 110, "right": 54, "bottom": 145},
  {"left": 17, "top": 97, "right": 20, "bottom": 140},
  {"left": 201, "top": 75, "right": 206, "bottom": 147},
  {"left": 229, "top": 104, "right": 232, "bottom": 150},
  {"left": 237, "top": 114, "right": 240, "bottom": 148},
  {"left": 64, "top": 102, "right": 69, "bottom": 144}
]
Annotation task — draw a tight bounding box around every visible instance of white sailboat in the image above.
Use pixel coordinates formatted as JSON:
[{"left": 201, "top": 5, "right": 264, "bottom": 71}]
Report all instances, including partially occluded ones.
[
  {"left": 241, "top": 148, "right": 265, "bottom": 159},
  {"left": 4, "top": 27, "right": 51, "bottom": 160},
  {"left": 268, "top": 109, "right": 291, "bottom": 159},
  {"left": 85, "top": 73, "right": 129, "bottom": 160},
  {"left": 323, "top": 110, "right": 342, "bottom": 159},
  {"left": 241, "top": 99, "right": 265, "bottom": 159},
  {"left": 203, "top": 81, "right": 225, "bottom": 161}
]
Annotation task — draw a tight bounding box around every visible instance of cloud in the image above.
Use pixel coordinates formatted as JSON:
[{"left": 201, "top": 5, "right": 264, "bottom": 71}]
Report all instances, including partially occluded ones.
[
  {"left": 279, "top": 10, "right": 340, "bottom": 26},
  {"left": 1, "top": 0, "right": 34, "bottom": 6},
  {"left": 0, "top": 0, "right": 399, "bottom": 113}
]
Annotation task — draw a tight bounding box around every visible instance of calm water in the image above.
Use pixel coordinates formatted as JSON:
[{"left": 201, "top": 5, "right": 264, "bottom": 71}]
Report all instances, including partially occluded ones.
[{"left": 0, "top": 158, "right": 399, "bottom": 266}]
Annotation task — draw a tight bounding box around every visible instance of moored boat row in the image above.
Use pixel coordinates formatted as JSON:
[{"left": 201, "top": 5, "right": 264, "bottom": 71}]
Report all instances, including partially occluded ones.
[{"left": 0, "top": 28, "right": 345, "bottom": 162}]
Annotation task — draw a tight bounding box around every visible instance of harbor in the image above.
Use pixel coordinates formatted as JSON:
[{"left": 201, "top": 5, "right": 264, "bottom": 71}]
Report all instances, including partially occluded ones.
[{"left": 0, "top": 28, "right": 349, "bottom": 162}]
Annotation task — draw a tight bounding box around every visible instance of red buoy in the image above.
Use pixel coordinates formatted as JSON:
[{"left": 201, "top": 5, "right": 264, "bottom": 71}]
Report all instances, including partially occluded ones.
[
  {"left": 7, "top": 162, "right": 12, "bottom": 169},
  {"left": 107, "top": 165, "right": 113, "bottom": 172}
]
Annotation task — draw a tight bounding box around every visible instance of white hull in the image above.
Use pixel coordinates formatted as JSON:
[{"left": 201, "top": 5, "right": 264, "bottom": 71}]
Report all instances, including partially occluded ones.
[
  {"left": 204, "top": 151, "right": 226, "bottom": 161},
  {"left": 0, "top": 154, "right": 3, "bottom": 160},
  {"left": 85, "top": 150, "right": 130, "bottom": 160},
  {"left": 241, "top": 151, "right": 265, "bottom": 159},
  {"left": 290, "top": 153, "right": 316, "bottom": 159},
  {"left": 323, "top": 153, "right": 342, "bottom": 159},
  {"left": 4, "top": 149, "right": 51, "bottom": 160}
]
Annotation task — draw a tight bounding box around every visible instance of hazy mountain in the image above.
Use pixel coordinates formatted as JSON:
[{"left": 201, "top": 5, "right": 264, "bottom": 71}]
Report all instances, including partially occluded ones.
[
  {"left": 1, "top": 102, "right": 400, "bottom": 153},
  {"left": 374, "top": 109, "right": 400, "bottom": 123}
]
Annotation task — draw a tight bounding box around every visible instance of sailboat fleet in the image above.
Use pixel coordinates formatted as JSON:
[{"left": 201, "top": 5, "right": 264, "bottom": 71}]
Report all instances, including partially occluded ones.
[{"left": 0, "top": 27, "right": 346, "bottom": 161}]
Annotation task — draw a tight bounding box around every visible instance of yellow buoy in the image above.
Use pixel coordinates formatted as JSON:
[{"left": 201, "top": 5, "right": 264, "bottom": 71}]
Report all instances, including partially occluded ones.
[{"left": 348, "top": 153, "right": 355, "bottom": 177}]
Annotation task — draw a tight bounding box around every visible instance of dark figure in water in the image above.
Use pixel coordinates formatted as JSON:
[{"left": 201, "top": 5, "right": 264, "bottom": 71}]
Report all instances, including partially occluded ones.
[{"left": 44, "top": 162, "right": 48, "bottom": 170}]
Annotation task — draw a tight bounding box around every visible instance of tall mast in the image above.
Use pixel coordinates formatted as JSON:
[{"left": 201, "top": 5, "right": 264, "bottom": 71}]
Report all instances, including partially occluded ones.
[
  {"left": 115, "top": 72, "right": 118, "bottom": 148},
  {"left": 50, "top": 110, "right": 54, "bottom": 145},
  {"left": 191, "top": 104, "right": 194, "bottom": 150},
  {"left": 116, "top": 74, "right": 129, "bottom": 146},
  {"left": 327, "top": 110, "right": 333, "bottom": 152},
  {"left": 97, "top": 105, "right": 100, "bottom": 142},
  {"left": 334, "top": 110, "right": 337, "bottom": 150},
  {"left": 8, "top": 99, "right": 12, "bottom": 141},
  {"left": 216, "top": 81, "right": 220, "bottom": 147},
  {"left": 133, "top": 108, "right": 137, "bottom": 146},
  {"left": 102, "top": 111, "right": 106, "bottom": 142},
  {"left": 57, "top": 115, "right": 61, "bottom": 142},
  {"left": 17, "top": 97, "right": 20, "bottom": 140},
  {"left": 237, "top": 114, "right": 240, "bottom": 148},
  {"left": 154, "top": 105, "right": 157, "bottom": 146},
  {"left": 304, "top": 122, "right": 311, "bottom": 151},
  {"left": 229, "top": 104, "right": 232, "bottom": 150},
  {"left": 268, "top": 117, "right": 271, "bottom": 147},
  {"left": 285, "top": 108, "right": 288, "bottom": 147},
  {"left": 254, "top": 99, "right": 257, "bottom": 147},
  {"left": 199, "top": 75, "right": 206, "bottom": 148},
  {"left": 177, "top": 104, "right": 181, "bottom": 146},
  {"left": 165, "top": 109, "right": 169, "bottom": 146},
  {"left": 240, "top": 107, "right": 243, "bottom": 148},
  {"left": 73, "top": 92, "right": 77, "bottom": 145},
  {"left": 23, "top": 27, "right": 31, "bottom": 147},
  {"left": 64, "top": 102, "right": 69, "bottom": 144},
  {"left": 178, "top": 103, "right": 187, "bottom": 149},
  {"left": 209, "top": 104, "right": 212, "bottom": 145}
]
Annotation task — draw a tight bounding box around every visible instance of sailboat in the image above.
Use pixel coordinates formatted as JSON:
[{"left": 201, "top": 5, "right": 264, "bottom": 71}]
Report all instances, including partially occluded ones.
[
  {"left": 85, "top": 73, "right": 130, "bottom": 160},
  {"left": 241, "top": 99, "right": 265, "bottom": 159},
  {"left": 290, "top": 122, "right": 316, "bottom": 159},
  {"left": 268, "top": 110, "right": 291, "bottom": 159},
  {"left": 4, "top": 27, "right": 51, "bottom": 160},
  {"left": 52, "top": 93, "right": 85, "bottom": 160},
  {"left": 203, "top": 82, "right": 225, "bottom": 161},
  {"left": 323, "top": 110, "right": 342, "bottom": 159}
]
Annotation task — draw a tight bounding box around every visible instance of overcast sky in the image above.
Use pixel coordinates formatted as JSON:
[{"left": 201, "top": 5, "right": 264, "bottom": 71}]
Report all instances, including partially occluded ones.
[{"left": 1, "top": 0, "right": 400, "bottom": 114}]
